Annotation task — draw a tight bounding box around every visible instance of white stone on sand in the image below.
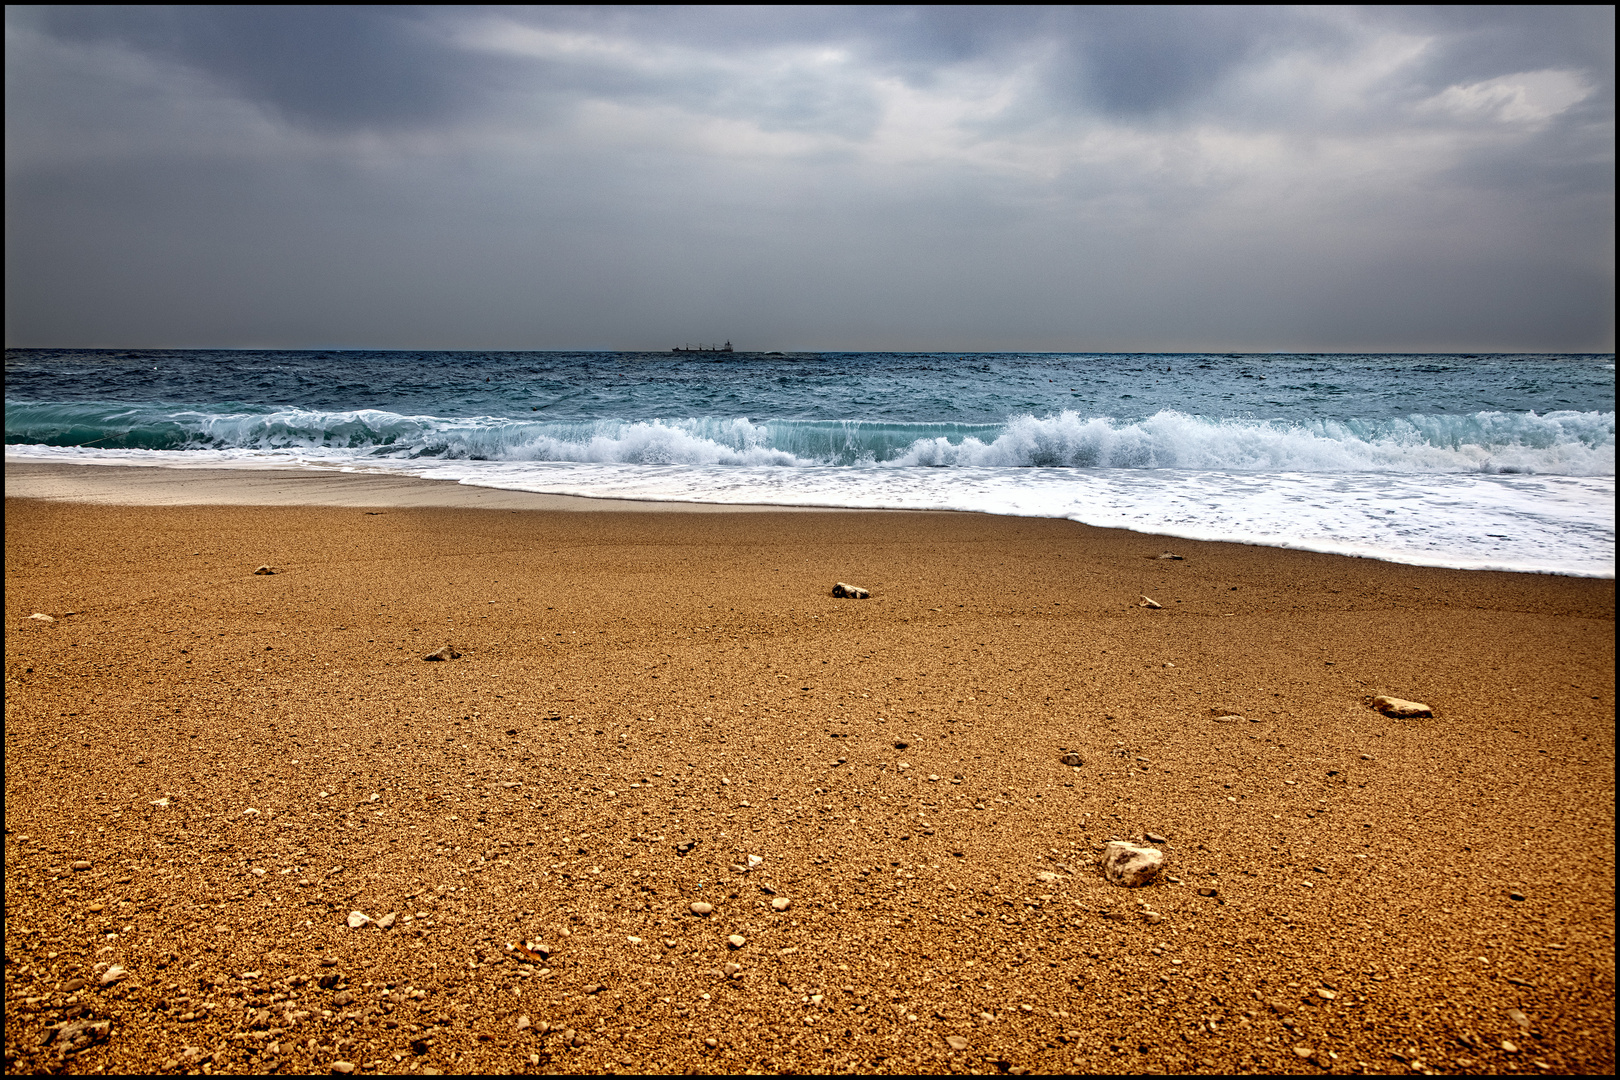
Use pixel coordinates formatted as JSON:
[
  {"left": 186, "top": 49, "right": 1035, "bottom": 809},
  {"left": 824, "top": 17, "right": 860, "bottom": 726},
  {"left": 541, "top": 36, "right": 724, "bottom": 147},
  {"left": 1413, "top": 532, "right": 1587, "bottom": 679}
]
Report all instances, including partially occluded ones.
[{"left": 1101, "top": 841, "right": 1165, "bottom": 888}]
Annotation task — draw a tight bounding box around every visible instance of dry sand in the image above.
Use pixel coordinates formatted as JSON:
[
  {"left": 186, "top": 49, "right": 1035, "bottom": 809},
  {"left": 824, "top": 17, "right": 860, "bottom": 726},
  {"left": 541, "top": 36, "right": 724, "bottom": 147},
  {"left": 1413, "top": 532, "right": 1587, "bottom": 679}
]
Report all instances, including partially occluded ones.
[{"left": 4, "top": 465, "right": 1614, "bottom": 1075}]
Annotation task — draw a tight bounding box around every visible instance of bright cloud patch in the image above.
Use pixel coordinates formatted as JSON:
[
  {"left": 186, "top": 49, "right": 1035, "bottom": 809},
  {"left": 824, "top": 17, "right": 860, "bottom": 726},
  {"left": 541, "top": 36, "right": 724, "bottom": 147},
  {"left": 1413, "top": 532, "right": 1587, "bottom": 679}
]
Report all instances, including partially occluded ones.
[{"left": 1420, "top": 69, "right": 1594, "bottom": 125}]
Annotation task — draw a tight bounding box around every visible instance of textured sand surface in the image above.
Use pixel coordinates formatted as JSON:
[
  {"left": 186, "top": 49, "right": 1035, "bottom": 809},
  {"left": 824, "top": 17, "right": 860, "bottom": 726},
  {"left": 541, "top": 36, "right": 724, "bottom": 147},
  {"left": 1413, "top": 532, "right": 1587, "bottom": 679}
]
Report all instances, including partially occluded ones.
[
  {"left": 4, "top": 475, "right": 1614, "bottom": 1075},
  {"left": 3, "top": 461, "right": 833, "bottom": 512}
]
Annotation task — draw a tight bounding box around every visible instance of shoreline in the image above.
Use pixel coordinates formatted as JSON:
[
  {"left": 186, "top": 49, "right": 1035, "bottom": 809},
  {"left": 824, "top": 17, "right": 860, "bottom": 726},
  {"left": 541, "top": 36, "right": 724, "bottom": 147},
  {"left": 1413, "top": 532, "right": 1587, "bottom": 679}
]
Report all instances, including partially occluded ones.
[
  {"left": 2, "top": 460, "right": 842, "bottom": 513},
  {"left": 4, "top": 468, "right": 1615, "bottom": 1075},
  {"left": 7, "top": 459, "right": 1613, "bottom": 580}
]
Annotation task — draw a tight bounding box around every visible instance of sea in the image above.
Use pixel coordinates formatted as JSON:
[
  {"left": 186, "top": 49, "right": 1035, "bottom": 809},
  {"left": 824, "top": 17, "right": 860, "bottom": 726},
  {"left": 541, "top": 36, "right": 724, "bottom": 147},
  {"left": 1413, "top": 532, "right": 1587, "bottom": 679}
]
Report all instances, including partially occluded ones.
[{"left": 5, "top": 349, "right": 1614, "bottom": 578}]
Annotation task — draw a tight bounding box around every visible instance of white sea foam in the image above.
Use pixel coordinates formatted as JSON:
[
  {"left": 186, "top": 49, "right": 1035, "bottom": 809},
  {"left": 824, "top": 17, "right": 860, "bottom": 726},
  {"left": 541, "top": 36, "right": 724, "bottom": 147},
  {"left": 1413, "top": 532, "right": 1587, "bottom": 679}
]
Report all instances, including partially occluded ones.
[
  {"left": 421, "top": 461, "right": 1614, "bottom": 578},
  {"left": 11, "top": 445, "right": 1609, "bottom": 577},
  {"left": 886, "top": 410, "right": 1615, "bottom": 473},
  {"left": 7, "top": 404, "right": 1614, "bottom": 474}
]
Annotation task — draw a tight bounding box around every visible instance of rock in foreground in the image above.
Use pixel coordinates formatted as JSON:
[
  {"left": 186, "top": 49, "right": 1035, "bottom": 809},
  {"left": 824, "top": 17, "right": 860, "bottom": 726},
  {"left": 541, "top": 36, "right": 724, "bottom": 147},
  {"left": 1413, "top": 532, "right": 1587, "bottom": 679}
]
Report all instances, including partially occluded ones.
[
  {"left": 1101, "top": 841, "right": 1165, "bottom": 887},
  {"left": 832, "top": 582, "right": 870, "bottom": 599},
  {"left": 423, "top": 646, "right": 461, "bottom": 662},
  {"left": 1372, "top": 695, "right": 1432, "bottom": 718}
]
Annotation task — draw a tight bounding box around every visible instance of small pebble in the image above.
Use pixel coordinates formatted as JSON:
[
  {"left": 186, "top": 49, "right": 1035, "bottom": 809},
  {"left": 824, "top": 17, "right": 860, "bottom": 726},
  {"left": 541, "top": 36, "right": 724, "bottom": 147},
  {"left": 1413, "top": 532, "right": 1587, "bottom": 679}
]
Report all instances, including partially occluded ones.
[
  {"left": 331, "top": 1062, "right": 355, "bottom": 1074},
  {"left": 723, "top": 962, "right": 742, "bottom": 977},
  {"left": 747, "top": 855, "right": 763, "bottom": 867},
  {"left": 771, "top": 897, "right": 792, "bottom": 912},
  {"left": 584, "top": 983, "right": 602, "bottom": 995},
  {"left": 29, "top": 613, "right": 56, "bottom": 622},
  {"left": 705, "top": 1038, "right": 718, "bottom": 1048},
  {"left": 1509, "top": 891, "right": 1526, "bottom": 902},
  {"left": 377, "top": 913, "right": 396, "bottom": 930},
  {"left": 690, "top": 902, "right": 713, "bottom": 916},
  {"left": 946, "top": 1035, "right": 970, "bottom": 1051},
  {"left": 346, "top": 911, "right": 373, "bottom": 929},
  {"left": 99, "top": 965, "right": 128, "bottom": 986},
  {"left": 70, "top": 860, "right": 91, "bottom": 871},
  {"left": 1502, "top": 1040, "right": 1519, "bottom": 1053},
  {"left": 1145, "top": 832, "right": 1167, "bottom": 843},
  {"left": 727, "top": 935, "right": 746, "bottom": 948},
  {"left": 1059, "top": 753, "right": 1083, "bottom": 767},
  {"left": 331, "top": 991, "right": 354, "bottom": 1007},
  {"left": 1315, "top": 988, "right": 1336, "bottom": 1000},
  {"left": 1293, "top": 1046, "right": 1315, "bottom": 1059},
  {"left": 1508, "top": 1008, "right": 1529, "bottom": 1029},
  {"left": 516, "top": 1015, "right": 531, "bottom": 1030}
]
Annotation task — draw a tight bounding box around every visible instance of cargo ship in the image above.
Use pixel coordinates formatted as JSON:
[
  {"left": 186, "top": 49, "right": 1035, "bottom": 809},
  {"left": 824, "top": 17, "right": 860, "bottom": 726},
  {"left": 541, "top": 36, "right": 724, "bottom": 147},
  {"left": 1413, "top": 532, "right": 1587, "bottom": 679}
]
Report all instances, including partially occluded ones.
[{"left": 672, "top": 341, "right": 733, "bottom": 353}]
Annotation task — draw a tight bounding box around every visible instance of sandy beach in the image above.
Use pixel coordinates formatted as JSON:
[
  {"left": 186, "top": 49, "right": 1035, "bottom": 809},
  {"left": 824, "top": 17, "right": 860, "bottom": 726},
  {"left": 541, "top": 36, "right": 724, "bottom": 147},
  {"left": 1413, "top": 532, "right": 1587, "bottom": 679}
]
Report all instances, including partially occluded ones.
[{"left": 4, "top": 464, "right": 1614, "bottom": 1076}]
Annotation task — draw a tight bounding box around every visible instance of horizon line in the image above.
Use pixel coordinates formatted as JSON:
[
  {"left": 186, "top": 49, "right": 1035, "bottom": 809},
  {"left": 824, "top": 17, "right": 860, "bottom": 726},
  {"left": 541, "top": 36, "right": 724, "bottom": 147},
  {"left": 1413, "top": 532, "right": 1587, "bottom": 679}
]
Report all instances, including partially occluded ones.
[{"left": 7, "top": 346, "right": 1615, "bottom": 357}]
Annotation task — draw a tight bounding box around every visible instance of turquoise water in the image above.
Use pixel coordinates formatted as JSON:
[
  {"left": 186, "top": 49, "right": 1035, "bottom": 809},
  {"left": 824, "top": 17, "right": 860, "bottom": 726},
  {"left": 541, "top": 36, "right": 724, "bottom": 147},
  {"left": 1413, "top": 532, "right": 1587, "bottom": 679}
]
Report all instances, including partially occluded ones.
[{"left": 6, "top": 349, "right": 1614, "bottom": 575}]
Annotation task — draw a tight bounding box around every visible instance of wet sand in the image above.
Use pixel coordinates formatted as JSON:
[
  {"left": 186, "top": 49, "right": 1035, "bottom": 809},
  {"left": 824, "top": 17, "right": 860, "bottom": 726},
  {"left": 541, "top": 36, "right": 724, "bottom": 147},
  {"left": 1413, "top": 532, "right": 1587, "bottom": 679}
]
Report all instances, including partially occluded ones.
[
  {"left": 4, "top": 465, "right": 1614, "bottom": 1075},
  {"left": 2, "top": 461, "right": 836, "bottom": 512}
]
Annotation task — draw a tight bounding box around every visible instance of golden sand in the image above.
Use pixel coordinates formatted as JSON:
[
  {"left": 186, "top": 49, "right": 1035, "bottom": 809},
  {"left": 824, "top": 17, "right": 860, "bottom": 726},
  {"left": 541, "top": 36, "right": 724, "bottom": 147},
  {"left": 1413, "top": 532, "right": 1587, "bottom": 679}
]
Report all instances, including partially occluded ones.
[{"left": 4, "top": 468, "right": 1614, "bottom": 1074}]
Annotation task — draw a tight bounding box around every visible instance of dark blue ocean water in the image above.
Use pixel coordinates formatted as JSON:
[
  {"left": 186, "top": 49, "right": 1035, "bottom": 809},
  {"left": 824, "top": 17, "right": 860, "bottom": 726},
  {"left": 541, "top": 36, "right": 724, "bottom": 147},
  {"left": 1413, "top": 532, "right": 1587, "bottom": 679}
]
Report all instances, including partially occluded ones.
[{"left": 6, "top": 349, "right": 1614, "bottom": 575}]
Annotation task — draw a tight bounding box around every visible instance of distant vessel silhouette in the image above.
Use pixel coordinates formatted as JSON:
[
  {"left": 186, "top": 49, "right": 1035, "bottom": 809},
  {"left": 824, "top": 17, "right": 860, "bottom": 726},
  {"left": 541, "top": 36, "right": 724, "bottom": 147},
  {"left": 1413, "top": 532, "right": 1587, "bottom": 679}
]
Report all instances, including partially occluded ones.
[{"left": 672, "top": 341, "right": 733, "bottom": 353}]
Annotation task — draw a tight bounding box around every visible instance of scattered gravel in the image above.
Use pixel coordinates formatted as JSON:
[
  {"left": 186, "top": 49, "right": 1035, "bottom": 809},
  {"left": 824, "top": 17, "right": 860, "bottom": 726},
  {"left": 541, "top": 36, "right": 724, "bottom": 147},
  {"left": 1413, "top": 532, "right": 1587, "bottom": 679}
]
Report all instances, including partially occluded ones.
[{"left": 4, "top": 497, "right": 1611, "bottom": 1076}]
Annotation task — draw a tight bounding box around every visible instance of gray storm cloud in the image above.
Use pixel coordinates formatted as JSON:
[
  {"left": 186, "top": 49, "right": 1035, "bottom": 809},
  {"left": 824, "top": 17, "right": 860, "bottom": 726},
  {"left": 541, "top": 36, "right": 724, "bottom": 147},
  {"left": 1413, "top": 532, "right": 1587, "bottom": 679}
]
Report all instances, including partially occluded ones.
[{"left": 4, "top": 5, "right": 1613, "bottom": 351}]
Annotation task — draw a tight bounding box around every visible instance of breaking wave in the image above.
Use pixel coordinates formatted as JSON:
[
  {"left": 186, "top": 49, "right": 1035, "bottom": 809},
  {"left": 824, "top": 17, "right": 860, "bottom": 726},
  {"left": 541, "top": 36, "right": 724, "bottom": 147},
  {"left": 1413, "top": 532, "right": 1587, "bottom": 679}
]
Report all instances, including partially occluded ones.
[{"left": 5, "top": 402, "right": 1614, "bottom": 476}]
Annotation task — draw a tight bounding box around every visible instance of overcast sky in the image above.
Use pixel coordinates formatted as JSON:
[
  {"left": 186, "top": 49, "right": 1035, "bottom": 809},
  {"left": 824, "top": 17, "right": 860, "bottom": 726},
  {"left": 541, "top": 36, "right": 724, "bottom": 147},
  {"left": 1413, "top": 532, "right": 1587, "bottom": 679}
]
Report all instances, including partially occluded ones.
[{"left": 5, "top": 5, "right": 1614, "bottom": 352}]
